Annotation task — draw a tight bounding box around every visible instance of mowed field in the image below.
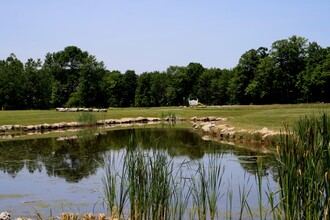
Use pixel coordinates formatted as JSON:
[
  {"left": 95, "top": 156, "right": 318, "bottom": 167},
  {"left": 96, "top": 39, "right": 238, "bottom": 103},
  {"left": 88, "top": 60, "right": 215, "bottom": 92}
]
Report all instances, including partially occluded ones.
[{"left": 0, "top": 104, "right": 329, "bottom": 131}]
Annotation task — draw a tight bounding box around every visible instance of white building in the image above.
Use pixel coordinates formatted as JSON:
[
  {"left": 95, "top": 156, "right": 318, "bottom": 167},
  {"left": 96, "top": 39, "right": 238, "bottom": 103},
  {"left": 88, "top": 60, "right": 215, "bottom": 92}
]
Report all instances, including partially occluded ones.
[{"left": 188, "top": 99, "right": 198, "bottom": 106}]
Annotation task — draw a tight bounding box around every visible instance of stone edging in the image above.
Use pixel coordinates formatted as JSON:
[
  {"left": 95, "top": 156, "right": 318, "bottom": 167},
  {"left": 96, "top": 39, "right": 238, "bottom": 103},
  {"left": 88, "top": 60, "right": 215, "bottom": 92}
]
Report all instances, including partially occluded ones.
[
  {"left": 0, "top": 117, "right": 188, "bottom": 133},
  {"left": 0, "top": 116, "right": 281, "bottom": 146},
  {"left": 56, "top": 107, "right": 108, "bottom": 112},
  {"left": 191, "top": 117, "right": 280, "bottom": 146}
]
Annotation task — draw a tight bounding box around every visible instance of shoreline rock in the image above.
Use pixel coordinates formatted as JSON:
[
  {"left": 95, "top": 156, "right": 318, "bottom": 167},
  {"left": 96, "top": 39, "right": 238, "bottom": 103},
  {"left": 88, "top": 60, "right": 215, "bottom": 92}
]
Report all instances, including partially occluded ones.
[
  {"left": 0, "top": 117, "right": 188, "bottom": 140},
  {"left": 192, "top": 120, "right": 280, "bottom": 147},
  {"left": 55, "top": 107, "right": 107, "bottom": 112},
  {"left": 0, "top": 115, "right": 281, "bottom": 147},
  {"left": 0, "top": 117, "right": 162, "bottom": 133},
  {"left": 0, "top": 212, "right": 10, "bottom": 220}
]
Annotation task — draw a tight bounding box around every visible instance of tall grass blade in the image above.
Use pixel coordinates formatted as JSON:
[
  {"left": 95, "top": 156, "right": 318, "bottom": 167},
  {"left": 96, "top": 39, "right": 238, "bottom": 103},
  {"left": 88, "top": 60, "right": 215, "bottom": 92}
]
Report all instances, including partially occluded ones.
[{"left": 276, "top": 113, "right": 330, "bottom": 219}]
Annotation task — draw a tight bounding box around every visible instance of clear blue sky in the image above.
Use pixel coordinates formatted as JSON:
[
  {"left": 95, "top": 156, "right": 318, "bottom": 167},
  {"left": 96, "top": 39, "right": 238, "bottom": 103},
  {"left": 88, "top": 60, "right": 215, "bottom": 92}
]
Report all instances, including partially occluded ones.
[{"left": 1, "top": 0, "right": 329, "bottom": 74}]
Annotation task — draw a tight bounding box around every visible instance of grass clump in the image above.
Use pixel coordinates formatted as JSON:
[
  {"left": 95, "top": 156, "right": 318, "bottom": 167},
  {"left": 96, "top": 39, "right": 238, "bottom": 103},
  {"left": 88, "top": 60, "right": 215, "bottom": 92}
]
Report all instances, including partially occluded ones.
[
  {"left": 77, "top": 112, "right": 97, "bottom": 126},
  {"left": 276, "top": 113, "right": 330, "bottom": 219},
  {"left": 190, "top": 154, "right": 225, "bottom": 220},
  {"left": 102, "top": 141, "right": 228, "bottom": 219},
  {"left": 102, "top": 135, "right": 174, "bottom": 220},
  {"left": 161, "top": 112, "right": 177, "bottom": 122}
]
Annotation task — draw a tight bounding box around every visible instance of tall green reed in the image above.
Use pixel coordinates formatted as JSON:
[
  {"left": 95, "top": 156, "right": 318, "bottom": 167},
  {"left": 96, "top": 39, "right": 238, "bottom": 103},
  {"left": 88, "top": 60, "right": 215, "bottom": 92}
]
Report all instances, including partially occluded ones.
[
  {"left": 169, "top": 168, "right": 191, "bottom": 220},
  {"left": 190, "top": 153, "right": 225, "bottom": 220},
  {"left": 102, "top": 132, "right": 279, "bottom": 220},
  {"left": 277, "top": 113, "right": 330, "bottom": 219},
  {"left": 77, "top": 112, "right": 97, "bottom": 126},
  {"left": 238, "top": 174, "right": 252, "bottom": 219},
  {"left": 103, "top": 133, "right": 175, "bottom": 220},
  {"left": 102, "top": 152, "right": 129, "bottom": 219}
]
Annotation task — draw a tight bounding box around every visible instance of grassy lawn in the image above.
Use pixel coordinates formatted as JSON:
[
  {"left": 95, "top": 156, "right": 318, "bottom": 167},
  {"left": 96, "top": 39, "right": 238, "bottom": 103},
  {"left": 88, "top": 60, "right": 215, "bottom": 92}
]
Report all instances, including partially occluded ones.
[{"left": 0, "top": 104, "right": 329, "bottom": 131}]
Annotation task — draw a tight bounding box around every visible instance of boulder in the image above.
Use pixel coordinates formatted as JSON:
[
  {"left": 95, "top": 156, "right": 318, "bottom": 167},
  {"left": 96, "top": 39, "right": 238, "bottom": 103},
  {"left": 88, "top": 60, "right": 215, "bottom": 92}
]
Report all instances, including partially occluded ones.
[
  {"left": 136, "top": 117, "right": 148, "bottom": 122},
  {"left": 199, "top": 117, "right": 208, "bottom": 122},
  {"left": 50, "top": 123, "right": 66, "bottom": 129},
  {"left": 201, "top": 123, "right": 215, "bottom": 133},
  {"left": 56, "top": 107, "right": 65, "bottom": 112},
  {"left": 67, "top": 122, "right": 81, "bottom": 127},
  {"left": 192, "top": 123, "right": 200, "bottom": 129},
  {"left": 104, "top": 119, "right": 115, "bottom": 124},
  {"left": 120, "top": 118, "right": 133, "bottom": 123},
  {"left": 41, "top": 123, "right": 51, "bottom": 129},
  {"left": 26, "top": 125, "right": 36, "bottom": 130},
  {"left": 96, "top": 120, "right": 105, "bottom": 125},
  {"left": 190, "top": 116, "right": 197, "bottom": 121},
  {"left": 0, "top": 212, "right": 10, "bottom": 220},
  {"left": 3, "top": 125, "right": 13, "bottom": 130},
  {"left": 208, "top": 116, "right": 217, "bottom": 121},
  {"left": 147, "top": 117, "right": 161, "bottom": 122},
  {"left": 12, "top": 125, "right": 22, "bottom": 130},
  {"left": 216, "top": 117, "right": 224, "bottom": 121}
]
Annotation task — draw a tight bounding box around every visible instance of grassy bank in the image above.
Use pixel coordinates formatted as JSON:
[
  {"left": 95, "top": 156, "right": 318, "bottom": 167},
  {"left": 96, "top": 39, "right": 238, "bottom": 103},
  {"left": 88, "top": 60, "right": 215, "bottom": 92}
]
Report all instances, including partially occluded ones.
[{"left": 0, "top": 104, "right": 329, "bottom": 131}]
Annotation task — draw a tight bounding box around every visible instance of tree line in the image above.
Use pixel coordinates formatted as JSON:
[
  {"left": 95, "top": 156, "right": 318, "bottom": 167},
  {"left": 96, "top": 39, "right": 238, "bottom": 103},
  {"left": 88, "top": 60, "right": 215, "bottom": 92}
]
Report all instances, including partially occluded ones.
[{"left": 0, "top": 35, "right": 329, "bottom": 110}]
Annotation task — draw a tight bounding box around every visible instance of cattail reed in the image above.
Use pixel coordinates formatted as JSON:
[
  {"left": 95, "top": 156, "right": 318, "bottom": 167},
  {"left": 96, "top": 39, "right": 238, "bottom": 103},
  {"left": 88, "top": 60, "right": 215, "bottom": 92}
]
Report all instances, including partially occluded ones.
[{"left": 276, "top": 113, "right": 330, "bottom": 219}]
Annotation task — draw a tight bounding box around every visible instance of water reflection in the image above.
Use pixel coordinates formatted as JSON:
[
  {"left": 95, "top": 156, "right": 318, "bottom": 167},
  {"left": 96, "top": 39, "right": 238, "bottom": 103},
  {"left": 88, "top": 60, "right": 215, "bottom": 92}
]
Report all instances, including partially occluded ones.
[
  {"left": 0, "top": 128, "right": 275, "bottom": 182},
  {"left": 0, "top": 128, "right": 278, "bottom": 218}
]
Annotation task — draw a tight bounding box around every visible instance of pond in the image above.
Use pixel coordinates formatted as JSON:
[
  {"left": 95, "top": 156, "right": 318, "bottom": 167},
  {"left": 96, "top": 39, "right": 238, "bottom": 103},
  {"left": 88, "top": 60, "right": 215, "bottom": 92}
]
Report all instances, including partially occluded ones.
[{"left": 0, "top": 127, "right": 278, "bottom": 219}]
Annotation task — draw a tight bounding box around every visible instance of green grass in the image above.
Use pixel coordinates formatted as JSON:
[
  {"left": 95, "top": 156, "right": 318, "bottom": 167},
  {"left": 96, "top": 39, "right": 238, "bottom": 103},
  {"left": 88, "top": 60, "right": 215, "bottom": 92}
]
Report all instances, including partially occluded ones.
[{"left": 0, "top": 104, "right": 330, "bottom": 131}]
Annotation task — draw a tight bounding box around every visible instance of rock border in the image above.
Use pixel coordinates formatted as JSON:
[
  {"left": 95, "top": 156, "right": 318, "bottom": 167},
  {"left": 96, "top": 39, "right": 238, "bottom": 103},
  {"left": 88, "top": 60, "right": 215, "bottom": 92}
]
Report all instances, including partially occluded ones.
[
  {"left": 0, "top": 115, "right": 281, "bottom": 146},
  {"left": 0, "top": 116, "right": 187, "bottom": 134},
  {"left": 191, "top": 117, "right": 280, "bottom": 147},
  {"left": 55, "top": 107, "right": 108, "bottom": 112}
]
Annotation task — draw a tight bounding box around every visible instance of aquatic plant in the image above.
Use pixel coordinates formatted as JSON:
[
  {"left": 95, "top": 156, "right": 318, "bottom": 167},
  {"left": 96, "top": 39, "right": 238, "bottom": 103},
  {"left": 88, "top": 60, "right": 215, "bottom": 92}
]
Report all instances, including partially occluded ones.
[
  {"left": 77, "top": 112, "right": 97, "bottom": 126},
  {"left": 190, "top": 153, "right": 225, "bottom": 220},
  {"left": 161, "top": 112, "right": 176, "bottom": 122},
  {"left": 102, "top": 152, "right": 129, "bottom": 219},
  {"left": 101, "top": 134, "right": 280, "bottom": 219},
  {"left": 276, "top": 113, "right": 330, "bottom": 219},
  {"left": 126, "top": 149, "right": 174, "bottom": 220}
]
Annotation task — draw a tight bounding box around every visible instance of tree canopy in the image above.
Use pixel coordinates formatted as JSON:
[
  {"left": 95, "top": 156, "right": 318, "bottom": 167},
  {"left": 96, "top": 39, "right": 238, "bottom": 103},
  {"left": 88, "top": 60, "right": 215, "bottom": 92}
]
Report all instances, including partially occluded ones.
[{"left": 0, "top": 36, "right": 329, "bottom": 110}]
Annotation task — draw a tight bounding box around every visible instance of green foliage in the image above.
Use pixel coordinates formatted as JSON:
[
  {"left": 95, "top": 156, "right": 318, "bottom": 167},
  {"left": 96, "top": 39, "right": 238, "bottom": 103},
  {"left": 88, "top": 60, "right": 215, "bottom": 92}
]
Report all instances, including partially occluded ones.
[
  {"left": 0, "top": 54, "right": 26, "bottom": 109},
  {"left": 44, "top": 46, "right": 89, "bottom": 107},
  {"left": 161, "top": 112, "right": 176, "bottom": 121},
  {"left": 134, "top": 72, "right": 152, "bottom": 107},
  {"left": 122, "top": 70, "right": 138, "bottom": 107},
  {"left": 76, "top": 112, "right": 97, "bottom": 126},
  {"left": 76, "top": 55, "right": 106, "bottom": 107},
  {"left": 0, "top": 36, "right": 330, "bottom": 110},
  {"left": 277, "top": 113, "right": 330, "bottom": 219},
  {"left": 228, "top": 47, "right": 269, "bottom": 104}
]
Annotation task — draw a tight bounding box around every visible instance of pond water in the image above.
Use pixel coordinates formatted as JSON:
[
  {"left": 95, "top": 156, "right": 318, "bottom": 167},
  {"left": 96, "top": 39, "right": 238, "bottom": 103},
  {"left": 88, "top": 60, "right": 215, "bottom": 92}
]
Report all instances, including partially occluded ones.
[{"left": 0, "top": 127, "right": 278, "bottom": 219}]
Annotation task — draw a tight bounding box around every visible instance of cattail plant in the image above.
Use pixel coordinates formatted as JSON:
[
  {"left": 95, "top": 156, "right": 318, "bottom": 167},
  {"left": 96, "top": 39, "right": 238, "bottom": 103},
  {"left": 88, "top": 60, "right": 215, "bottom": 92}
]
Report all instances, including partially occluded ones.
[
  {"left": 276, "top": 113, "right": 330, "bottom": 219},
  {"left": 190, "top": 153, "right": 225, "bottom": 220}
]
